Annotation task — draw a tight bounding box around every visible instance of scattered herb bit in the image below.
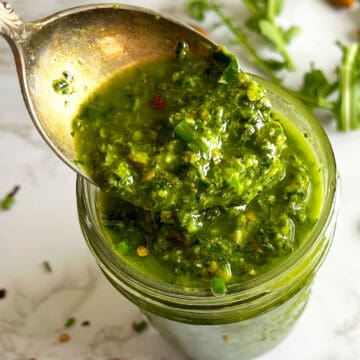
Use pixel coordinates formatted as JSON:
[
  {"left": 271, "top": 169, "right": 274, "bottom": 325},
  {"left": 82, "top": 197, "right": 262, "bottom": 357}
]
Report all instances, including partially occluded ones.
[
  {"left": 150, "top": 93, "right": 166, "bottom": 109},
  {"left": 65, "top": 317, "right": 76, "bottom": 328},
  {"left": 81, "top": 320, "right": 91, "bottom": 326},
  {"left": 1, "top": 185, "right": 20, "bottom": 210},
  {"left": 176, "top": 41, "right": 190, "bottom": 61},
  {"left": 132, "top": 320, "right": 148, "bottom": 333},
  {"left": 52, "top": 71, "right": 75, "bottom": 95},
  {"left": 42, "top": 261, "right": 52, "bottom": 273},
  {"left": 210, "top": 277, "right": 227, "bottom": 296},
  {"left": 59, "top": 333, "right": 70, "bottom": 343},
  {"left": 0, "top": 288, "right": 7, "bottom": 299}
]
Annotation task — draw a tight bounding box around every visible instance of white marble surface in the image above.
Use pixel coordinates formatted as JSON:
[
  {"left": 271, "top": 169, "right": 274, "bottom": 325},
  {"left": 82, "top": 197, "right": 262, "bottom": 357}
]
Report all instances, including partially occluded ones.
[{"left": 1, "top": 0, "right": 360, "bottom": 359}]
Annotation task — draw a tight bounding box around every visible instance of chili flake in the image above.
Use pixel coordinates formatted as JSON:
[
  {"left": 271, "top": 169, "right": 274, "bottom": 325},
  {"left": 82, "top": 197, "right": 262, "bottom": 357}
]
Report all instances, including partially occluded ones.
[
  {"left": 59, "top": 333, "right": 70, "bottom": 343},
  {"left": 136, "top": 245, "right": 149, "bottom": 257},
  {"left": 150, "top": 94, "right": 166, "bottom": 109}
]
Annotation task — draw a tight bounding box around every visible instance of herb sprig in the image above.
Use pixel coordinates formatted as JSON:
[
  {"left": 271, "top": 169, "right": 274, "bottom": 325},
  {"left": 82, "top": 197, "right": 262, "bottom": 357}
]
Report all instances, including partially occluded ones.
[
  {"left": 186, "top": 0, "right": 360, "bottom": 131},
  {"left": 187, "top": 0, "right": 299, "bottom": 81}
]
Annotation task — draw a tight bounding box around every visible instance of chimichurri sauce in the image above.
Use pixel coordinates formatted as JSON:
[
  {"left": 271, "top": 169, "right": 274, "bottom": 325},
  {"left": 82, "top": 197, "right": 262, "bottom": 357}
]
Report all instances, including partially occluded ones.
[{"left": 73, "top": 46, "right": 322, "bottom": 292}]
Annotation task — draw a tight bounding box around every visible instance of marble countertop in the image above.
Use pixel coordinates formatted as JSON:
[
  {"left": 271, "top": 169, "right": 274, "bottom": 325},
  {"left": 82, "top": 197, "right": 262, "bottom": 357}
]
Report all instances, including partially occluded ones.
[{"left": 1, "top": 1, "right": 360, "bottom": 359}]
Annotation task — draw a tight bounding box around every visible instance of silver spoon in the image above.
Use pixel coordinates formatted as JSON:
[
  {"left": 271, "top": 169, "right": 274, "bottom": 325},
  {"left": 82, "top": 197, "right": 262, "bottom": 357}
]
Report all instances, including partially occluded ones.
[{"left": 0, "top": 2, "right": 215, "bottom": 182}]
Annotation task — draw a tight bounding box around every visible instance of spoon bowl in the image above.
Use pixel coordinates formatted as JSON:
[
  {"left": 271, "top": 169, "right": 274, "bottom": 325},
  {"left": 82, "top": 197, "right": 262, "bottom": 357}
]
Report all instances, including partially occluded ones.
[{"left": 0, "top": 2, "right": 215, "bottom": 181}]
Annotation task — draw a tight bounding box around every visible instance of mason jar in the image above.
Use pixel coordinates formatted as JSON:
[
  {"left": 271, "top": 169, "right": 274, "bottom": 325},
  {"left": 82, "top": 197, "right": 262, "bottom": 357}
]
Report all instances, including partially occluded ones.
[{"left": 76, "top": 76, "right": 339, "bottom": 360}]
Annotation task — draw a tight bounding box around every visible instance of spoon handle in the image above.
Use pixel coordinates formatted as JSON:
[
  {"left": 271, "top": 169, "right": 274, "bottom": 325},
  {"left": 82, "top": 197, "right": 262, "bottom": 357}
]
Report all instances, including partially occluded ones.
[{"left": 0, "top": 2, "right": 25, "bottom": 43}]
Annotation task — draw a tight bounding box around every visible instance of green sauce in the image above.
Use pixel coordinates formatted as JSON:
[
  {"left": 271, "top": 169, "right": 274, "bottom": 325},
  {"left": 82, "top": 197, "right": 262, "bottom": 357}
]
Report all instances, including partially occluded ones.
[{"left": 72, "top": 46, "right": 322, "bottom": 291}]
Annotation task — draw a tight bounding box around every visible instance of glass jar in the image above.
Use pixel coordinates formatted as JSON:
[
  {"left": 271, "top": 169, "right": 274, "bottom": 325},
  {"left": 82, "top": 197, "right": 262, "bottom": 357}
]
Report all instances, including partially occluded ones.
[{"left": 76, "top": 76, "right": 339, "bottom": 360}]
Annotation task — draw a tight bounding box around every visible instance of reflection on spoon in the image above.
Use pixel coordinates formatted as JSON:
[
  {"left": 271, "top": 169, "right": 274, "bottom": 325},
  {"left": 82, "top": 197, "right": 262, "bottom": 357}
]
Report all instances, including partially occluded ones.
[{"left": 0, "top": 2, "right": 215, "bottom": 182}]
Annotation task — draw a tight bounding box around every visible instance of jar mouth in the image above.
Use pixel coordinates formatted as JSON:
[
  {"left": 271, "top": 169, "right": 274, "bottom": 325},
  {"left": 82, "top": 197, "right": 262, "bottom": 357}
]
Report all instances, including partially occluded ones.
[{"left": 76, "top": 77, "right": 339, "bottom": 306}]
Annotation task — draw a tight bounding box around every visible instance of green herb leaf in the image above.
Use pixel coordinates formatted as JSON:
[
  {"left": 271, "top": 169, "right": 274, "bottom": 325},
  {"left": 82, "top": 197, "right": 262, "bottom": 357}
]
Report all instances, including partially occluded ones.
[
  {"left": 132, "top": 320, "right": 148, "bottom": 333},
  {"left": 174, "top": 121, "right": 195, "bottom": 143},
  {"left": 210, "top": 277, "right": 227, "bottom": 296},
  {"left": 283, "top": 25, "right": 301, "bottom": 43},
  {"left": 212, "top": 46, "right": 240, "bottom": 83},
  {"left": 65, "top": 317, "right": 76, "bottom": 328},
  {"left": 1, "top": 185, "right": 20, "bottom": 210},
  {"left": 186, "top": 0, "right": 210, "bottom": 21},
  {"left": 42, "top": 261, "right": 52, "bottom": 273},
  {"left": 258, "top": 19, "right": 295, "bottom": 70},
  {"left": 295, "top": 65, "right": 337, "bottom": 109}
]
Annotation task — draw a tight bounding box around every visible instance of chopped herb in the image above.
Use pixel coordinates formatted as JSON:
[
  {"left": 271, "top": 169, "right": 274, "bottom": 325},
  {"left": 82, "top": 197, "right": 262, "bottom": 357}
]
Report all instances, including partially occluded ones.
[
  {"left": 1, "top": 185, "right": 20, "bottom": 210},
  {"left": 52, "top": 71, "right": 74, "bottom": 95},
  {"left": 176, "top": 41, "right": 190, "bottom": 61},
  {"left": 210, "top": 277, "right": 227, "bottom": 296},
  {"left": 132, "top": 320, "right": 148, "bottom": 333},
  {"left": 0, "top": 288, "right": 7, "bottom": 299},
  {"left": 65, "top": 317, "right": 76, "bottom": 328},
  {"left": 42, "top": 261, "right": 52, "bottom": 273}
]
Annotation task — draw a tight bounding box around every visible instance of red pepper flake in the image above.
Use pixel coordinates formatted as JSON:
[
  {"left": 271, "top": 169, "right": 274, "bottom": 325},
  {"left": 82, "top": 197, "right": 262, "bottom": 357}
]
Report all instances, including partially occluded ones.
[
  {"left": 0, "top": 288, "right": 7, "bottom": 299},
  {"left": 59, "top": 333, "right": 70, "bottom": 343},
  {"left": 170, "top": 234, "right": 185, "bottom": 247},
  {"left": 150, "top": 94, "right": 166, "bottom": 109}
]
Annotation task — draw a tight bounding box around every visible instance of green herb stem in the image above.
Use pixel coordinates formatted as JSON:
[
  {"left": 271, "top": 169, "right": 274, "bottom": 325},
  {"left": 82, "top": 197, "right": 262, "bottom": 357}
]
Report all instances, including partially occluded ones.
[
  {"left": 337, "top": 43, "right": 360, "bottom": 131},
  {"left": 287, "top": 89, "right": 335, "bottom": 111},
  {"left": 211, "top": 4, "right": 279, "bottom": 81}
]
